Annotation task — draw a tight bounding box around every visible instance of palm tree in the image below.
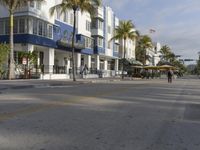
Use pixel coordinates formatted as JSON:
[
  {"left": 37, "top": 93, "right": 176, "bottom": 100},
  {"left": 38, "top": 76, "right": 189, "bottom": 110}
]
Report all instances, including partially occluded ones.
[
  {"left": 160, "top": 45, "right": 176, "bottom": 62},
  {"left": 160, "top": 45, "right": 171, "bottom": 61},
  {"left": 136, "top": 35, "right": 152, "bottom": 65},
  {"left": 111, "top": 20, "right": 137, "bottom": 79},
  {"left": 0, "top": 0, "right": 42, "bottom": 80},
  {"left": 50, "top": 0, "right": 101, "bottom": 81}
]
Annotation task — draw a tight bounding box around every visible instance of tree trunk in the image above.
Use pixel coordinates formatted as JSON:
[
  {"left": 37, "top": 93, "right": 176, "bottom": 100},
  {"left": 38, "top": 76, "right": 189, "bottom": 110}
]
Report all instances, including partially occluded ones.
[
  {"left": 122, "top": 38, "right": 126, "bottom": 79},
  {"left": 144, "top": 48, "right": 146, "bottom": 65},
  {"left": 8, "top": 12, "right": 15, "bottom": 80},
  {"left": 71, "top": 10, "right": 76, "bottom": 81}
]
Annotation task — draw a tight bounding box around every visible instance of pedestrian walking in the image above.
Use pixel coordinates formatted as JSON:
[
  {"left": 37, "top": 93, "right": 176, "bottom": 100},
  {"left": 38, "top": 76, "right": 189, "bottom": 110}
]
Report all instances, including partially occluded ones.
[
  {"left": 80, "top": 64, "right": 84, "bottom": 78},
  {"left": 83, "top": 64, "right": 88, "bottom": 75},
  {"left": 167, "top": 69, "right": 173, "bottom": 83}
]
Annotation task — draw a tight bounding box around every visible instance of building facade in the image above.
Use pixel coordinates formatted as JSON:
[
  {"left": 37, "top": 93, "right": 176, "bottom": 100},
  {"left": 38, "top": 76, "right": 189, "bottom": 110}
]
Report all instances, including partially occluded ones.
[
  {"left": 145, "top": 42, "right": 161, "bottom": 66},
  {"left": 0, "top": 1, "right": 121, "bottom": 79}
]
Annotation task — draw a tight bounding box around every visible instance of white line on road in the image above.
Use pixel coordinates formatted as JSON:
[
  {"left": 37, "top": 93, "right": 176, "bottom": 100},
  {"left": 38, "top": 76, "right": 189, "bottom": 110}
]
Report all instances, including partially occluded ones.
[{"left": 34, "top": 85, "right": 74, "bottom": 88}]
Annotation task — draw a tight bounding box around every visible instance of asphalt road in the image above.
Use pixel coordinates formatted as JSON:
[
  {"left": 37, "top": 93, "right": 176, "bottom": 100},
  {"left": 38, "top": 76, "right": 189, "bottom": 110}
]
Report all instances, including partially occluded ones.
[{"left": 0, "top": 78, "right": 200, "bottom": 150}]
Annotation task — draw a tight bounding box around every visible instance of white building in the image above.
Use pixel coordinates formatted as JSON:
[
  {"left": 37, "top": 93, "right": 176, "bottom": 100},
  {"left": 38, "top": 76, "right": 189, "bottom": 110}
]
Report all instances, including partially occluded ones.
[
  {"left": 153, "top": 42, "right": 162, "bottom": 66},
  {"left": 145, "top": 42, "right": 161, "bottom": 66},
  {"left": 0, "top": 1, "right": 120, "bottom": 79},
  {"left": 119, "top": 37, "right": 136, "bottom": 60}
]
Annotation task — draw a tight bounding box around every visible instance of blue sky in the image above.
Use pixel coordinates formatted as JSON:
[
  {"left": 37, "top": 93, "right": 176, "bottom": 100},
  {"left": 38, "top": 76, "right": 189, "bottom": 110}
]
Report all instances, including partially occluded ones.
[{"left": 103, "top": 0, "right": 200, "bottom": 63}]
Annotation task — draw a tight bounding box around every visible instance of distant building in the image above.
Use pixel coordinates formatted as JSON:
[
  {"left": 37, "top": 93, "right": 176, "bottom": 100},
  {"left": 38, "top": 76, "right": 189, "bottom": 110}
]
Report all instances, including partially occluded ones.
[
  {"left": 118, "top": 29, "right": 137, "bottom": 60},
  {"left": 145, "top": 42, "right": 161, "bottom": 66}
]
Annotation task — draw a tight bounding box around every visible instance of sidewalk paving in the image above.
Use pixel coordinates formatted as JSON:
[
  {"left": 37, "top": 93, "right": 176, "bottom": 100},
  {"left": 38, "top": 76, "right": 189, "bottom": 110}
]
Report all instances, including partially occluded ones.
[
  {"left": 0, "top": 77, "right": 143, "bottom": 90},
  {"left": 0, "top": 76, "right": 192, "bottom": 91}
]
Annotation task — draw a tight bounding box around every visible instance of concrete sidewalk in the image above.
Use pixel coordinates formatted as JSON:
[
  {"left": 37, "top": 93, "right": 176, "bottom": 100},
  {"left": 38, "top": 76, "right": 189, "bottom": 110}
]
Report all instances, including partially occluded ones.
[{"left": 0, "top": 76, "right": 146, "bottom": 90}]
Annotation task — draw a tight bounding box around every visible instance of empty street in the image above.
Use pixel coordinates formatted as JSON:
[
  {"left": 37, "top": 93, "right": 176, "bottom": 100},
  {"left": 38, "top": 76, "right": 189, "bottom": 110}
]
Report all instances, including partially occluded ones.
[{"left": 0, "top": 78, "right": 200, "bottom": 150}]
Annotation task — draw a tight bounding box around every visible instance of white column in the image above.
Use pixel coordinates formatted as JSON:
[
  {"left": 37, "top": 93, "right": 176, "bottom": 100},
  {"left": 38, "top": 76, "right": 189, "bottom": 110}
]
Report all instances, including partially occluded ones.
[
  {"left": 115, "top": 59, "right": 119, "bottom": 71},
  {"left": 67, "top": 59, "right": 70, "bottom": 74},
  {"left": 44, "top": 48, "right": 54, "bottom": 74},
  {"left": 85, "top": 55, "right": 91, "bottom": 69},
  {"left": 95, "top": 55, "right": 100, "bottom": 70},
  {"left": 37, "top": 51, "right": 40, "bottom": 66},
  {"left": 28, "top": 18, "right": 33, "bottom": 34},
  {"left": 27, "top": 44, "right": 34, "bottom": 52},
  {"left": 104, "top": 59, "right": 108, "bottom": 70},
  {"left": 27, "top": 44, "right": 34, "bottom": 67},
  {"left": 76, "top": 53, "right": 81, "bottom": 69}
]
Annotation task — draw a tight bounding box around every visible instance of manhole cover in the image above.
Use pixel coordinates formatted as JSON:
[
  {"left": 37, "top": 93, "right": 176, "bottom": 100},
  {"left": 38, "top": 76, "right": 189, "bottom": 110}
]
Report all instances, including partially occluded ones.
[{"left": 184, "top": 104, "right": 200, "bottom": 121}]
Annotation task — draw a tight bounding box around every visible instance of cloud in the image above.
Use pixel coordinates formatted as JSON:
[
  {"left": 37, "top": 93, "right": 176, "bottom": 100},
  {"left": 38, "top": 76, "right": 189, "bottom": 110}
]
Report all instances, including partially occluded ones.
[
  {"left": 103, "top": 0, "right": 148, "bottom": 11},
  {"left": 103, "top": 0, "right": 130, "bottom": 9}
]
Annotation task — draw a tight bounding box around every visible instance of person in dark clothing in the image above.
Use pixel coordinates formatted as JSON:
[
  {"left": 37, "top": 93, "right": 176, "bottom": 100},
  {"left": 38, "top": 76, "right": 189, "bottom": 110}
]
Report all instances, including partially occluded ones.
[
  {"left": 167, "top": 69, "right": 173, "bottom": 83},
  {"left": 83, "top": 64, "right": 88, "bottom": 75}
]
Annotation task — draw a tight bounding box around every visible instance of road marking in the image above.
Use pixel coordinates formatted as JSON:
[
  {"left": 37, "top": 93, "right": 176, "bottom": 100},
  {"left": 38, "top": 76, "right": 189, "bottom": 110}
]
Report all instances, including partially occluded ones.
[{"left": 34, "top": 85, "right": 74, "bottom": 88}]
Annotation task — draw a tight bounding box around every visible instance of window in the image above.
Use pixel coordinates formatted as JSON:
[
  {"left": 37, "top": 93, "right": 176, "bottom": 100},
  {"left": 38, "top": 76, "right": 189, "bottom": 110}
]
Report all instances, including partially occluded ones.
[
  {"left": 86, "top": 20, "right": 91, "bottom": 32},
  {"left": 39, "top": 52, "right": 44, "bottom": 65},
  {"left": 26, "top": 18, "right": 29, "bottom": 33},
  {"left": 92, "top": 19, "right": 96, "bottom": 28},
  {"left": 36, "top": 1, "right": 41, "bottom": 10},
  {"left": 38, "top": 21, "right": 43, "bottom": 36},
  {"left": 48, "top": 25, "right": 53, "bottom": 38},
  {"left": 100, "top": 60, "right": 104, "bottom": 70},
  {"left": 97, "top": 37, "right": 103, "bottom": 47},
  {"left": 30, "top": 1, "right": 34, "bottom": 7},
  {"left": 63, "top": 12, "right": 68, "bottom": 23},
  {"left": 70, "top": 13, "right": 74, "bottom": 25},
  {"left": 91, "top": 58, "right": 95, "bottom": 69},
  {"left": 85, "top": 37, "right": 89, "bottom": 48},
  {"left": 114, "top": 45, "right": 119, "bottom": 52},
  {"left": 13, "top": 19, "right": 18, "bottom": 33},
  {"left": 19, "top": 18, "right": 25, "bottom": 33},
  {"left": 0, "top": 21, "right": 4, "bottom": 34},
  {"left": 43, "top": 22, "right": 47, "bottom": 37},
  {"left": 85, "top": 37, "right": 93, "bottom": 48},
  {"left": 98, "top": 20, "right": 103, "bottom": 30},
  {"left": 107, "top": 61, "right": 111, "bottom": 70},
  {"left": 33, "top": 18, "right": 37, "bottom": 34},
  {"left": 5, "top": 20, "right": 9, "bottom": 34}
]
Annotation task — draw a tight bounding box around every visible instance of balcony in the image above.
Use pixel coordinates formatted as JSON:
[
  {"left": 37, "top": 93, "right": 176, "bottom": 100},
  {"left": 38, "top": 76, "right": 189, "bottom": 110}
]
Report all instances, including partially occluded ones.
[
  {"left": 91, "top": 29, "right": 104, "bottom": 37},
  {"left": 94, "top": 7, "right": 104, "bottom": 20}
]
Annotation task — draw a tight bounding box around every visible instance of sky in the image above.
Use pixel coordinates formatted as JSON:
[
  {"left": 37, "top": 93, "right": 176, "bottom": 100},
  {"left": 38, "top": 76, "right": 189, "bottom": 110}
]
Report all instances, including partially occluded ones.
[{"left": 103, "top": 0, "right": 200, "bottom": 63}]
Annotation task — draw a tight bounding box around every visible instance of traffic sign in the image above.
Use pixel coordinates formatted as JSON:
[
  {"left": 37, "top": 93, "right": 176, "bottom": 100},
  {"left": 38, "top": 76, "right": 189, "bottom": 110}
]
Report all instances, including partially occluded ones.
[{"left": 22, "top": 57, "right": 27, "bottom": 65}]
